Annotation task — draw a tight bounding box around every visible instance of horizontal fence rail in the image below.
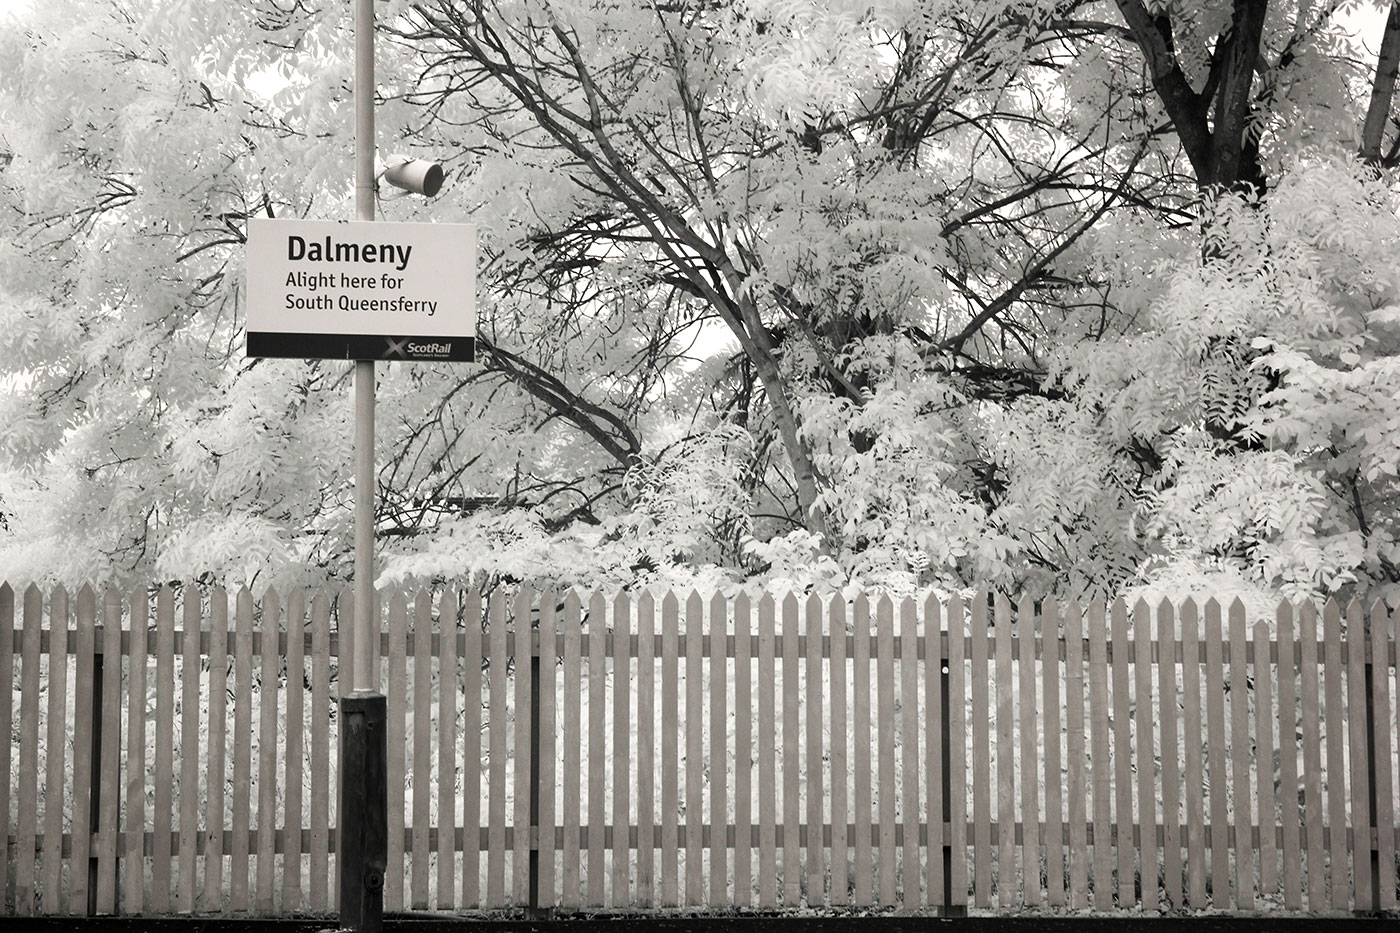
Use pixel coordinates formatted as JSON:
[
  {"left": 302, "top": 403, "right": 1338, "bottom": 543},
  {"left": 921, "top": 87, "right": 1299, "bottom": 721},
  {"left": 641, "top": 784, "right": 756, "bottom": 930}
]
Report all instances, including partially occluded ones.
[{"left": 2, "top": 583, "right": 1397, "bottom": 916}]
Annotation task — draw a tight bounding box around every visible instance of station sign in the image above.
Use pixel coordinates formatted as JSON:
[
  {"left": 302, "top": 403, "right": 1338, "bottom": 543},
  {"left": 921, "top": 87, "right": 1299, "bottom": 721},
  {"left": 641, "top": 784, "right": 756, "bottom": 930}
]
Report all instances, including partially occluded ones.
[{"left": 246, "top": 218, "right": 476, "bottom": 362}]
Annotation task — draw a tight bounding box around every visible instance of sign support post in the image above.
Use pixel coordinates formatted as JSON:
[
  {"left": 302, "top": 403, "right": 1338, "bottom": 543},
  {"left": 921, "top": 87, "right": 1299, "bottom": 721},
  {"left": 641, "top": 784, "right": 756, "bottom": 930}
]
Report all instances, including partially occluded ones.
[
  {"left": 243, "top": 7, "right": 472, "bottom": 927},
  {"left": 341, "top": 0, "right": 387, "bottom": 930}
]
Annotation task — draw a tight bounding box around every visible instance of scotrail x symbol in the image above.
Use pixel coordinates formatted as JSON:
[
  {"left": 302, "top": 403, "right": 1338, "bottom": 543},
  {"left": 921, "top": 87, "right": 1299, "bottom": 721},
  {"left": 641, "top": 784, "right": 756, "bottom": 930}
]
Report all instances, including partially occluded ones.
[{"left": 383, "top": 337, "right": 409, "bottom": 358}]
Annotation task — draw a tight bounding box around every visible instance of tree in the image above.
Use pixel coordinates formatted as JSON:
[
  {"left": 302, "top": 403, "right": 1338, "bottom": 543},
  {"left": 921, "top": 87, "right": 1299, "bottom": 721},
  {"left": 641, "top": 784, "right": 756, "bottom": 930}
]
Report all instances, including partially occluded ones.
[{"left": 0, "top": 0, "right": 1395, "bottom": 604}]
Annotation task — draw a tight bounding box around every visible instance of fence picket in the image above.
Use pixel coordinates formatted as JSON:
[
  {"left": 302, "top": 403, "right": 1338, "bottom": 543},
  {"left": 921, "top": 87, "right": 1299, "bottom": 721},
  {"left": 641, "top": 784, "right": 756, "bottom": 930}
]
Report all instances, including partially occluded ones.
[
  {"left": 807, "top": 594, "right": 826, "bottom": 906},
  {"left": 385, "top": 591, "right": 407, "bottom": 912},
  {"left": 256, "top": 589, "right": 280, "bottom": 913},
  {"left": 661, "top": 592, "right": 681, "bottom": 908},
  {"left": 1134, "top": 600, "right": 1156, "bottom": 911},
  {"left": 486, "top": 592, "right": 508, "bottom": 907},
  {"left": 230, "top": 590, "right": 253, "bottom": 912},
  {"left": 689, "top": 592, "right": 709, "bottom": 906},
  {"left": 922, "top": 594, "right": 941, "bottom": 909},
  {"left": 732, "top": 593, "right": 752, "bottom": 908},
  {"left": 1322, "top": 600, "right": 1347, "bottom": 909},
  {"left": 713, "top": 593, "right": 730, "bottom": 906},
  {"left": 97, "top": 586, "right": 121, "bottom": 915},
  {"left": 1158, "top": 600, "right": 1181, "bottom": 910},
  {"left": 586, "top": 590, "right": 606, "bottom": 907},
  {"left": 0, "top": 585, "right": 12, "bottom": 913},
  {"left": 203, "top": 585, "right": 224, "bottom": 913},
  {"left": 971, "top": 594, "right": 992, "bottom": 908},
  {"left": 1043, "top": 597, "right": 1066, "bottom": 905},
  {"left": 42, "top": 587, "right": 69, "bottom": 915},
  {"left": 781, "top": 594, "right": 800, "bottom": 907},
  {"left": 850, "top": 594, "right": 872, "bottom": 907},
  {"left": 1087, "top": 600, "right": 1111, "bottom": 910},
  {"left": 1345, "top": 600, "right": 1371, "bottom": 910},
  {"left": 1228, "top": 601, "right": 1254, "bottom": 910},
  {"left": 829, "top": 596, "right": 847, "bottom": 907},
  {"left": 70, "top": 586, "right": 96, "bottom": 916},
  {"left": 1253, "top": 619, "right": 1277, "bottom": 901},
  {"left": 16, "top": 585, "right": 41, "bottom": 916},
  {"left": 900, "top": 597, "right": 919, "bottom": 909},
  {"left": 128, "top": 590, "right": 152, "bottom": 915},
  {"left": 876, "top": 597, "right": 897, "bottom": 907},
  {"left": 1372, "top": 601, "right": 1396, "bottom": 910},
  {"left": 150, "top": 587, "right": 175, "bottom": 914},
  {"left": 1180, "top": 600, "right": 1206, "bottom": 907},
  {"left": 462, "top": 588, "right": 484, "bottom": 910},
  {"left": 415, "top": 589, "right": 434, "bottom": 910},
  {"left": 282, "top": 589, "right": 305, "bottom": 913},
  {"left": 437, "top": 589, "right": 458, "bottom": 910},
  {"left": 1204, "top": 601, "right": 1229, "bottom": 908},
  {"left": 513, "top": 588, "right": 533, "bottom": 909},
  {"left": 636, "top": 591, "right": 655, "bottom": 906},
  {"left": 947, "top": 595, "right": 968, "bottom": 908},
  {"left": 178, "top": 590, "right": 203, "bottom": 914},
  {"left": 612, "top": 591, "right": 631, "bottom": 907},
  {"left": 1064, "top": 600, "right": 1086, "bottom": 909},
  {"left": 994, "top": 595, "right": 1014, "bottom": 907},
  {"left": 1275, "top": 603, "right": 1301, "bottom": 911},
  {"left": 535, "top": 590, "right": 556, "bottom": 909},
  {"left": 1017, "top": 594, "right": 1038, "bottom": 909},
  {"left": 1298, "top": 602, "right": 1325, "bottom": 909},
  {"left": 307, "top": 591, "right": 331, "bottom": 912},
  {"left": 1110, "top": 599, "right": 1132, "bottom": 909}
]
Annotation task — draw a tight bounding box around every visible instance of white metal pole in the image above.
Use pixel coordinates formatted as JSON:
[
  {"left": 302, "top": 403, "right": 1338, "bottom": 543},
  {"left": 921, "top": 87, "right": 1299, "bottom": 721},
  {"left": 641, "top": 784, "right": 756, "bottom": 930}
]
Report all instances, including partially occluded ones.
[
  {"left": 353, "top": 0, "right": 376, "bottom": 692},
  {"left": 342, "top": 1, "right": 387, "bottom": 929}
]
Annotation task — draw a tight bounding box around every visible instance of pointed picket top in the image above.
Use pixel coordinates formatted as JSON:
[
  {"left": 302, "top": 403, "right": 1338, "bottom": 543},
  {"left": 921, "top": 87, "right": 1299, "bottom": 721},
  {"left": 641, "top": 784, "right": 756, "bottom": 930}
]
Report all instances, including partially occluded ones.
[
  {"left": 23, "top": 581, "right": 41, "bottom": 605},
  {"left": 589, "top": 588, "right": 608, "bottom": 630},
  {"left": 311, "top": 587, "right": 330, "bottom": 620},
  {"left": 922, "top": 588, "right": 941, "bottom": 624},
  {"left": 870, "top": 590, "right": 890, "bottom": 615},
  {"left": 102, "top": 583, "right": 123, "bottom": 620},
  {"left": 1157, "top": 596, "right": 1175, "bottom": 620},
  {"left": 1017, "top": 591, "right": 1035, "bottom": 625},
  {"left": 732, "top": 587, "right": 749, "bottom": 619},
  {"left": 387, "top": 587, "right": 409, "bottom": 619},
  {"left": 711, "top": 590, "right": 728, "bottom": 636},
  {"left": 1178, "top": 595, "right": 1197, "bottom": 615},
  {"left": 1344, "top": 597, "right": 1366, "bottom": 640},
  {"left": 845, "top": 588, "right": 868, "bottom": 624},
  {"left": 1133, "top": 598, "right": 1151, "bottom": 641},
  {"left": 629, "top": 587, "right": 646, "bottom": 618},
  {"left": 615, "top": 588, "right": 633, "bottom": 625},
  {"left": 637, "top": 587, "right": 655, "bottom": 618},
  {"left": 1321, "top": 595, "right": 1341, "bottom": 621},
  {"left": 1061, "top": 596, "right": 1080, "bottom": 634}
]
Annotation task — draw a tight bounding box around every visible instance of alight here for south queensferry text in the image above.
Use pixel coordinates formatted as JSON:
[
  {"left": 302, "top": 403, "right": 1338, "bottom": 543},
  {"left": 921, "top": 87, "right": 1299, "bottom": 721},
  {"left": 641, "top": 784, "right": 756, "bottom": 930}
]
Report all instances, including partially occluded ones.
[{"left": 284, "top": 233, "right": 438, "bottom": 315}]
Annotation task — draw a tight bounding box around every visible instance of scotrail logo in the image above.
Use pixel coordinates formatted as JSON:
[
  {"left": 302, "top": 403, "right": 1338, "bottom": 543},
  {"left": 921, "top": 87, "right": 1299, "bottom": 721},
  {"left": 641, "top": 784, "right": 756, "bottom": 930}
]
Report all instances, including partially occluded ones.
[{"left": 406, "top": 341, "right": 452, "bottom": 357}]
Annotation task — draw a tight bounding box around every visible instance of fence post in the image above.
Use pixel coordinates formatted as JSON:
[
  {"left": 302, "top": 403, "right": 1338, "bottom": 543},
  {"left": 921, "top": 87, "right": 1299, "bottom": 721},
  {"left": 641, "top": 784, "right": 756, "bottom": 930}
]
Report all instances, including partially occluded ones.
[
  {"left": 1364, "top": 656, "right": 1379, "bottom": 914},
  {"left": 339, "top": 692, "right": 387, "bottom": 931},
  {"left": 527, "top": 616, "right": 546, "bottom": 919},
  {"left": 940, "top": 639, "right": 964, "bottom": 917},
  {"left": 87, "top": 644, "right": 103, "bottom": 915}
]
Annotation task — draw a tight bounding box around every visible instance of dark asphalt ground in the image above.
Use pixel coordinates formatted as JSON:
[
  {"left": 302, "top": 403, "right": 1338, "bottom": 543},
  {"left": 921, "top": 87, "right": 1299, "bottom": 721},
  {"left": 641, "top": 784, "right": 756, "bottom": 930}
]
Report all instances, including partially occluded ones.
[{"left": 3, "top": 914, "right": 1398, "bottom": 932}]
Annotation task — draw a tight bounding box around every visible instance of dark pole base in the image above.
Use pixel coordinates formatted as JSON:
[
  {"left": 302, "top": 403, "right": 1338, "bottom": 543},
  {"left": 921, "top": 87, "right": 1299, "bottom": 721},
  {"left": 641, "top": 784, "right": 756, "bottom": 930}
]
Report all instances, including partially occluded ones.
[{"left": 339, "top": 691, "right": 387, "bottom": 933}]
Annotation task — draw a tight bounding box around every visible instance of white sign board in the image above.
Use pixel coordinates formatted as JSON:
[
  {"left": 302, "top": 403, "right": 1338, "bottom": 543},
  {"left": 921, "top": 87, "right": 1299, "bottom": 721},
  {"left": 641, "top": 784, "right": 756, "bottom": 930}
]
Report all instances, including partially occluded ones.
[{"left": 246, "top": 218, "right": 476, "bottom": 362}]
